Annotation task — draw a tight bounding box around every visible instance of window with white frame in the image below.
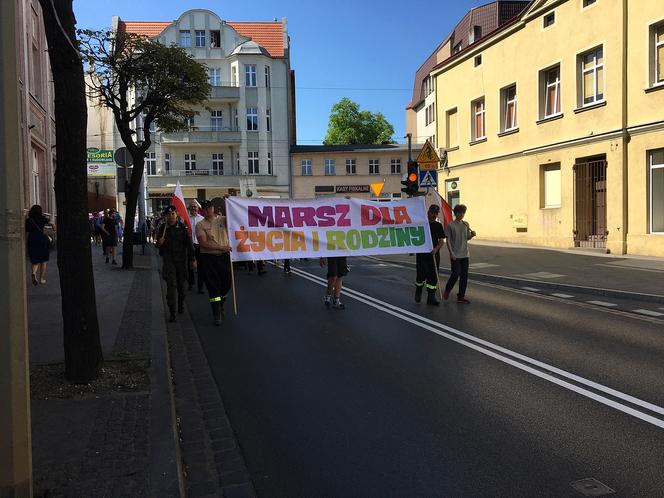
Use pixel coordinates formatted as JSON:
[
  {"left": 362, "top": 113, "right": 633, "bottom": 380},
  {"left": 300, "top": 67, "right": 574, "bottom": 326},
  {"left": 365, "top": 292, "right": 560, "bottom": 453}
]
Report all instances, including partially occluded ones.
[
  {"left": 501, "top": 84, "right": 518, "bottom": 132},
  {"left": 164, "top": 153, "right": 170, "bottom": 173},
  {"left": 231, "top": 66, "right": 238, "bottom": 86},
  {"left": 248, "top": 151, "right": 259, "bottom": 175},
  {"left": 145, "top": 152, "right": 157, "bottom": 176},
  {"left": 179, "top": 30, "right": 191, "bottom": 47},
  {"left": 210, "top": 30, "right": 220, "bottom": 48},
  {"left": 185, "top": 116, "right": 195, "bottom": 129},
  {"left": 301, "top": 159, "right": 312, "bottom": 176},
  {"left": 391, "top": 158, "right": 402, "bottom": 175},
  {"left": 209, "top": 68, "right": 221, "bottom": 86},
  {"left": 425, "top": 103, "right": 436, "bottom": 126},
  {"left": 324, "top": 159, "right": 336, "bottom": 176},
  {"left": 579, "top": 46, "right": 604, "bottom": 106},
  {"left": 184, "top": 153, "right": 196, "bottom": 172},
  {"left": 265, "top": 66, "right": 271, "bottom": 88},
  {"left": 650, "top": 149, "right": 664, "bottom": 233},
  {"left": 267, "top": 152, "right": 272, "bottom": 175},
  {"left": 195, "top": 30, "right": 205, "bottom": 48},
  {"left": 541, "top": 65, "right": 561, "bottom": 118},
  {"left": 471, "top": 97, "right": 486, "bottom": 141},
  {"left": 210, "top": 110, "right": 223, "bottom": 131},
  {"left": 246, "top": 107, "right": 258, "bottom": 131},
  {"left": 245, "top": 64, "right": 257, "bottom": 87},
  {"left": 234, "top": 108, "right": 239, "bottom": 131},
  {"left": 652, "top": 22, "right": 664, "bottom": 86},
  {"left": 346, "top": 159, "right": 356, "bottom": 175},
  {"left": 212, "top": 153, "right": 224, "bottom": 175},
  {"left": 541, "top": 163, "right": 561, "bottom": 208},
  {"left": 266, "top": 109, "right": 271, "bottom": 132},
  {"left": 446, "top": 108, "right": 458, "bottom": 148},
  {"left": 369, "top": 159, "right": 380, "bottom": 175}
]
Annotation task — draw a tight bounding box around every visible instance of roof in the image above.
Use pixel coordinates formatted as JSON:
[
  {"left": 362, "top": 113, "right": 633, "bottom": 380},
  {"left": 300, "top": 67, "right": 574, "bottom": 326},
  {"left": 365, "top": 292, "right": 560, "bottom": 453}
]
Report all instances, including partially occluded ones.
[
  {"left": 118, "top": 19, "right": 286, "bottom": 58},
  {"left": 291, "top": 144, "right": 417, "bottom": 154}
]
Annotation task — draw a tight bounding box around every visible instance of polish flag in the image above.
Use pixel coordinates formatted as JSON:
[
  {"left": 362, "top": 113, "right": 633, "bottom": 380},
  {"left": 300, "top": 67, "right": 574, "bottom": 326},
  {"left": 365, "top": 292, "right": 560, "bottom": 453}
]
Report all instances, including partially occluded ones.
[
  {"left": 432, "top": 188, "right": 454, "bottom": 227},
  {"left": 170, "top": 181, "right": 192, "bottom": 235}
]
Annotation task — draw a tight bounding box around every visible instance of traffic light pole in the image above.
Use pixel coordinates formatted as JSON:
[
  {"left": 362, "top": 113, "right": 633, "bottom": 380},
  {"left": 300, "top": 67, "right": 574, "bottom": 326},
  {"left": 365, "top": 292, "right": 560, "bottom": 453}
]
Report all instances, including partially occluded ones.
[
  {"left": 0, "top": 1, "right": 33, "bottom": 496},
  {"left": 406, "top": 133, "right": 412, "bottom": 162}
]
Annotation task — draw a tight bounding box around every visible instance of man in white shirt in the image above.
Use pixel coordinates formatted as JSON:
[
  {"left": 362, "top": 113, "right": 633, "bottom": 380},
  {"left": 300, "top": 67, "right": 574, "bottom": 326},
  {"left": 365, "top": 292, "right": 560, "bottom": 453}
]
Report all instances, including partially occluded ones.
[
  {"left": 187, "top": 201, "right": 205, "bottom": 293},
  {"left": 443, "top": 204, "right": 476, "bottom": 304}
]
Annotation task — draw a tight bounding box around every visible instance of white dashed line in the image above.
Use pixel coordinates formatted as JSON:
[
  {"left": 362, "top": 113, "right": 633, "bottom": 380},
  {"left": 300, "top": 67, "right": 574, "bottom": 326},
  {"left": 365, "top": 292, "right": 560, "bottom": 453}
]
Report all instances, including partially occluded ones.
[
  {"left": 520, "top": 272, "right": 565, "bottom": 279},
  {"left": 521, "top": 287, "right": 541, "bottom": 292},
  {"left": 633, "top": 309, "right": 664, "bottom": 317},
  {"left": 587, "top": 300, "right": 618, "bottom": 308},
  {"left": 551, "top": 293, "right": 575, "bottom": 299}
]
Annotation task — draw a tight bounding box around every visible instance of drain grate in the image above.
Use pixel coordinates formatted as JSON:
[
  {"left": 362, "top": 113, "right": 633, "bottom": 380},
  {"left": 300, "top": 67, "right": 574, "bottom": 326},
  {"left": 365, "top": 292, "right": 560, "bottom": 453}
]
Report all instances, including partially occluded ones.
[{"left": 570, "top": 478, "right": 616, "bottom": 496}]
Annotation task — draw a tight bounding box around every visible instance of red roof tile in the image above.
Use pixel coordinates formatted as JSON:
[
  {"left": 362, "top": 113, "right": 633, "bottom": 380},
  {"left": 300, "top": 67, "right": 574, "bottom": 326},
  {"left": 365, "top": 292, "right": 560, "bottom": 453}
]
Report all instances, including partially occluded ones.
[{"left": 118, "top": 21, "right": 172, "bottom": 38}]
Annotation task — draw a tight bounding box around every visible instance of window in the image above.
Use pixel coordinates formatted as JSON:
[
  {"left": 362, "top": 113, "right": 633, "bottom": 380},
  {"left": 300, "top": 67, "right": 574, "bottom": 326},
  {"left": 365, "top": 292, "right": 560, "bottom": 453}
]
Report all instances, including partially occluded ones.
[
  {"left": 267, "top": 152, "right": 272, "bottom": 175},
  {"left": 579, "top": 46, "right": 604, "bottom": 105},
  {"left": 209, "top": 68, "right": 221, "bottom": 86},
  {"left": 179, "top": 30, "right": 191, "bottom": 47},
  {"left": 248, "top": 152, "right": 259, "bottom": 175},
  {"left": 246, "top": 107, "right": 258, "bottom": 131},
  {"left": 541, "top": 65, "right": 561, "bottom": 118},
  {"left": 164, "top": 153, "right": 170, "bottom": 173},
  {"left": 195, "top": 30, "right": 205, "bottom": 48},
  {"left": 265, "top": 66, "right": 271, "bottom": 88},
  {"left": 184, "top": 153, "right": 196, "bottom": 172},
  {"left": 185, "top": 116, "right": 195, "bottom": 129},
  {"left": 210, "top": 30, "right": 220, "bottom": 48},
  {"left": 652, "top": 22, "right": 664, "bottom": 86},
  {"left": 245, "top": 64, "right": 257, "bottom": 87},
  {"left": 474, "top": 55, "right": 482, "bottom": 67},
  {"left": 541, "top": 163, "right": 561, "bottom": 208},
  {"left": 346, "top": 159, "right": 356, "bottom": 175},
  {"left": 583, "top": 0, "right": 596, "bottom": 7},
  {"left": 145, "top": 152, "right": 156, "bottom": 176},
  {"left": 425, "top": 103, "right": 436, "bottom": 126},
  {"left": 446, "top": 108, "right": 458, "bottom": 148},
  {"left": 453, "top": 41, "right": 462, "bottom": 54},
  {"left": 325, "top": 159, "right": 336, "bottom": 176},
  {"left": 234, "top": 108, "right": 239, "bottom": 131},
  {"left": 266, "top": 109, "right": 271, "bottom": 132},
  {"left": 369, "top": 159, "right": 380, "bottom": 175},
  {"left": 501, "top": 85, "right": 518, "bottom": 132},
  {"left": 231, "top": 66, "right": 238, "bottom": 86},
  {"left": 212, "top": 153, "right": 224, "bottom": 175},
  {"left": 391, "top": 158, "right": 402, "bottom": 175},
  {"left": 422, "top": 76, "right": 434, "bottom": 97},
  {"left": 473, "top": 25, "right": 482, "bottom": 42},
  {"left": 301, "top": 159, "right": 312, "bottom": 176},
  {"left": 650, "top": 150, "right": 664, "bottom": 233},
  {"left": 210, "top": 110, "right": 223, "bottom": 131},
  {"left": 471, "top": 98, "right": 486, "bottom": 141},
  {"left": 544, "top": 12, "right": 555, "bottom": 28}
]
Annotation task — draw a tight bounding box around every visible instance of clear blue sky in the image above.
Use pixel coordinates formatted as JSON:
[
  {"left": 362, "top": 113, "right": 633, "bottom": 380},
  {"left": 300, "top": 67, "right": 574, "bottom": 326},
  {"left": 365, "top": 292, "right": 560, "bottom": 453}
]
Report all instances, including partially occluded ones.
[{"left": 73, "top": 0, "right": 488, "bottom": 145}]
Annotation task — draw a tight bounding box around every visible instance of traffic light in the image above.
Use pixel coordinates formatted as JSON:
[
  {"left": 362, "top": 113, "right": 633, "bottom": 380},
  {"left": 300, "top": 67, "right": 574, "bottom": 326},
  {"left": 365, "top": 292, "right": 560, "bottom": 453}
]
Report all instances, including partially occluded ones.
[{"left": 401, "top": 160, "right": 421, "bottom": 197}]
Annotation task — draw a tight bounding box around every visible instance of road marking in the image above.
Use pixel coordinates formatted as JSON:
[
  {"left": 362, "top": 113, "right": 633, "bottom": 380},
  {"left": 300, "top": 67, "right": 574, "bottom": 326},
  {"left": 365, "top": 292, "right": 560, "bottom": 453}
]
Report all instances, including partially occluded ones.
[
  {"left": 551, "top": 293, "right": 575, "bottom": 299},
  {"left": 288, "top": 266, "right": 664, "bottom": 430},
  {"left": 520, "top": 272, "right": 565, "bottom": 279},
  {"left": 521, "top": 287, "right": 541, "bottom": 292},
  {"left": 633, "top": 309, "right": 664, "bottom": 317},
  {"left": 470, "top": 262, "right": 500, "bottom": 269},
  {"left": 587, "top": 301, "right": 618, "bottom": 308}
]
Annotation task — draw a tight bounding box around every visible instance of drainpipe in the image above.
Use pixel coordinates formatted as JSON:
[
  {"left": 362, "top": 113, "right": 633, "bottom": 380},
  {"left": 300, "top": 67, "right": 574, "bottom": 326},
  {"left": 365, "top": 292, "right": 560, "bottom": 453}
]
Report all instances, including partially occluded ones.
[{"left": 620, "top": 0, "right": 629, "bottom": 254}]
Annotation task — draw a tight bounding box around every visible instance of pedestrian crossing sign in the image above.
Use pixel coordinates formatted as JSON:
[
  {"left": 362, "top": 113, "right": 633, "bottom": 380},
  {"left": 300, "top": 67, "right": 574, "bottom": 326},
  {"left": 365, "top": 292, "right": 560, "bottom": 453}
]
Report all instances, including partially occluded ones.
[{"left": 419, "top": 169, "right": 437, "bottom": 188}]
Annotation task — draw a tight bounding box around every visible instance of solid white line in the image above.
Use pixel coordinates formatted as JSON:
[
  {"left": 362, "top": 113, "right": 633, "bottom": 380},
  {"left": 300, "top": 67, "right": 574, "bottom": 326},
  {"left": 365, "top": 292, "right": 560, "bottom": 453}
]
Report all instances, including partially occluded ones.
[
  {"left": 587, "top": 300, "right": 618, "bottom": 307},
  {"left": 289, "top": 266, "right": 664, "bottom": 428},
  {"left": 633, "top": 309, "right": 664, "bottom": 317},
  {"left": 521, "top": 287, "right": 541, "bottom": 292},
  {"left": 551, "top": 293, "right": 575, "bottom": 299}
]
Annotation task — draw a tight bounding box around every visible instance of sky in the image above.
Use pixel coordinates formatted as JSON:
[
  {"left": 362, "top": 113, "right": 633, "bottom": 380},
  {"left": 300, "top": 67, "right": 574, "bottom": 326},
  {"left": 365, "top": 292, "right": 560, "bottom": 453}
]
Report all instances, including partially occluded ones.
[{"left": 73, "top": 0, "right": 490, "bottom": 145}]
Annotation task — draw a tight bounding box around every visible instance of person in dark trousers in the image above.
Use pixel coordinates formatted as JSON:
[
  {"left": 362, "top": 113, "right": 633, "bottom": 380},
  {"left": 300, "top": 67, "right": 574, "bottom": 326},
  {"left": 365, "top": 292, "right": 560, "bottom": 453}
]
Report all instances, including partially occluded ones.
[
  {"left": 101, "top": 208, "right": 119, "bottom": 265},
  {"left": 157, "top": 205, "right": 196, "bottom": 322},
  {"left": 444, "top": 204, "right": 476, "bottom": 304},
  {"left": 25, "top": 204, "right": 53, "bottom": 285},
  {"left": 320, "top": 256, "right": 348, "bottom": 309},
  {"left": 196, "top": 200, "right": 233, "bottom": 325},
  {"left": 187, "top": 201, "right": 205, "bottom": 293},
  {"left": 415, "top": 204, "right": 446, "bottom": 305}
]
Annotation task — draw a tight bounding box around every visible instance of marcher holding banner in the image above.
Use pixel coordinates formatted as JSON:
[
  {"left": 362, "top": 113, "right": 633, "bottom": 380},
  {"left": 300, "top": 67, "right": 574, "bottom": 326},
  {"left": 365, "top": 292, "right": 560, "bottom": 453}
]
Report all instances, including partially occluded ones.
[
  {"left": 414, "top": 204, "right": 446, "bottom": 306},
  {"left": 320, "top": 256, "right": 348, "bottom": 309},
  {"left": 196, "top": 200, "right": 232, "bottom": 325}
]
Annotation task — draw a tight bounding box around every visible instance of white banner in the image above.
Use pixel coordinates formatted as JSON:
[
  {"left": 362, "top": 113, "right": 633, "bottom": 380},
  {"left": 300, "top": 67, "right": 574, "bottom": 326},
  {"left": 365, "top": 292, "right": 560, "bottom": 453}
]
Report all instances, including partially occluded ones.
[{"left": 226, "top": 196, "right": 433, "bottom": 261}]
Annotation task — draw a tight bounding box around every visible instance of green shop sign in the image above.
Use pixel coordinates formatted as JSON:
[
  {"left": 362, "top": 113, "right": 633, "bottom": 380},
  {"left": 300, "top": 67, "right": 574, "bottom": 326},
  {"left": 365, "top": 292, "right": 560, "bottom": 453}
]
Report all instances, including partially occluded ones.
[{"left": 86, "top": 147, "right": 114, "bottom": 163}]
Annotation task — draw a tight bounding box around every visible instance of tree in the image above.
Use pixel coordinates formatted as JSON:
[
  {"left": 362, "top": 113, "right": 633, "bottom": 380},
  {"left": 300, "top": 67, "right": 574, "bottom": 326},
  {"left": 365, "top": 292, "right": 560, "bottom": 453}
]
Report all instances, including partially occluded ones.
[
  {"left": 78, "top": 29, "right": 210, "bottom": 268},
  {"left": 323, "top": 98, "right": 395, "bottom": 145},
  {"left": 39, "top": 0, "right": 103, "bottom": 382}
]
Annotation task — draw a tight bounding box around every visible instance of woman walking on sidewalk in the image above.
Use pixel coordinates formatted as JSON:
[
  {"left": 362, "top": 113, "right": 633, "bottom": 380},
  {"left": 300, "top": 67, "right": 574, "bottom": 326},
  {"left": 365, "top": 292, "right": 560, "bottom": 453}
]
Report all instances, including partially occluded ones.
[{"left": 25, "top": 204, "right": 53, "bottom": 285}]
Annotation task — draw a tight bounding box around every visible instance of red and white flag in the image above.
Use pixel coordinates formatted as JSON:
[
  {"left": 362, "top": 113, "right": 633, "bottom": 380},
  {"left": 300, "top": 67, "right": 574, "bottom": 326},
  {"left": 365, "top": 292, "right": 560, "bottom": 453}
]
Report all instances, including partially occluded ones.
[
  {"left": 432, "top": 188, "right": 454, "bottom": 228},
  {"left": 170, "top": 180, "right": 193, "bottom": 235}
]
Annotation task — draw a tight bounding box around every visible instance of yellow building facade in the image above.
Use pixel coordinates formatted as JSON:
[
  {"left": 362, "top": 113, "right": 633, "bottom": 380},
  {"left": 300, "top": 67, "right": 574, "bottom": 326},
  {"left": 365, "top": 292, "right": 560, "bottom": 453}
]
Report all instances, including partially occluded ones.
[{"left": 432, "top": 0, "right": 664, "bottom": 256}]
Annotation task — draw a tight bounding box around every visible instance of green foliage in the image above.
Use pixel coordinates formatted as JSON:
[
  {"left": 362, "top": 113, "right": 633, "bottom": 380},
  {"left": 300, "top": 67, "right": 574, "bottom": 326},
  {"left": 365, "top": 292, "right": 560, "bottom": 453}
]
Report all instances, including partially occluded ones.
[{"left": 323, "top": 98, "right": 395, "bottom": 145}]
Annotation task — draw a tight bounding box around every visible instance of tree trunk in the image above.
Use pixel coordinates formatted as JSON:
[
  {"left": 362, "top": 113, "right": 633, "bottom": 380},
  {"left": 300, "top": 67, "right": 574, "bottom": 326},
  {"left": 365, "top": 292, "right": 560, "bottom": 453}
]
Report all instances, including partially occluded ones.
[
  {"left": 40, "top": 0, "right": 103, "bottom": 382},
  {"left": 121, "top": 154, "right": 145, "bottom": 269}
]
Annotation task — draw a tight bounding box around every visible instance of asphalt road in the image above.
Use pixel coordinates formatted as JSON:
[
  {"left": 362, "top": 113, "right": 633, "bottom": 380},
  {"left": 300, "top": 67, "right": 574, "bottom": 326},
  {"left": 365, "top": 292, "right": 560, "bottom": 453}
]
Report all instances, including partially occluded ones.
[{"left": 186, "top": 257, "right": 664, "bottom": 498}]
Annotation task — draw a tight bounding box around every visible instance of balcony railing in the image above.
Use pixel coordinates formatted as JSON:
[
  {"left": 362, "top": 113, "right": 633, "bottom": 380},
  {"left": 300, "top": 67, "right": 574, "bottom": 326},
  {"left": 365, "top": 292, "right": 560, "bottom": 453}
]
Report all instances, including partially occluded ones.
[
  {"left": 165, "top": 169, "right": 227, "bottom": 177},
  {"left": 208, "top": 84, "right": 240, "bottom": 100},
  {"left": 160, "top": 127, "right": 241, "bottom": 145}
]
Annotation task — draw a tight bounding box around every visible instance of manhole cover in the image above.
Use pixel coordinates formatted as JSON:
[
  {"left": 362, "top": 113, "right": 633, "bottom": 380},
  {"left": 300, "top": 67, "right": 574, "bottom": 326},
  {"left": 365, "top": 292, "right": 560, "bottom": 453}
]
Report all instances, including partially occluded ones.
[{"left": 570, "top": 478, "right": 616, "bottom": 496}]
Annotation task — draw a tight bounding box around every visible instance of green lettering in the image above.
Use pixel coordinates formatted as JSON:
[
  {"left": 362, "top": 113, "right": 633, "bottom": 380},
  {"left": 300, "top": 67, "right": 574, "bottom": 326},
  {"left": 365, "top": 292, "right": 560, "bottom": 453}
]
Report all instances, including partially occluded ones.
[
  {"left": 326, "top": 230, "right": 347, "bottom": 250},
  {"left": 410, "top": 226, "right": 426, "bottom": 246},
  {"left": 347, "top": 230, "right": 361, "bottom": 250}
]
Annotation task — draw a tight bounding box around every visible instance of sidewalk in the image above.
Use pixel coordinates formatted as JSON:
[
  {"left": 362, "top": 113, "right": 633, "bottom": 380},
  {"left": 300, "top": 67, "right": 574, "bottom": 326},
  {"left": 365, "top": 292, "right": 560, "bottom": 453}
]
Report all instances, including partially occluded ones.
[{"left": 28, "top": 246, "right": 181, "bottom": 497}]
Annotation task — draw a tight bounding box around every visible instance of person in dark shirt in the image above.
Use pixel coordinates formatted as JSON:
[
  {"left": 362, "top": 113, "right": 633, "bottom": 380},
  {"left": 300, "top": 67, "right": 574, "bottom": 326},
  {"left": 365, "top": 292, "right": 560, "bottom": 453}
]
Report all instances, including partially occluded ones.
[
  {"left": 415, "top": 204, "right": 446, "bottom": 306},
  {"left": 157, "top": 205, "right": 196, "bottom": 322},
  {"left": 101, "top": 208, "right": 119, "bottom": 265}
]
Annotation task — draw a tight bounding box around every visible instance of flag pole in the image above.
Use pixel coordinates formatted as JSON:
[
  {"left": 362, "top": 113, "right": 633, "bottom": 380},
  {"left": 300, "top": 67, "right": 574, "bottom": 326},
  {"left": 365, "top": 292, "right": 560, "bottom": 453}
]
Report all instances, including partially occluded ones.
[
  {"left": 224, "top": 224, "right": 238, "bottom": 317},
  {"left": 429, "top": 189, "right": 444, "bottom": 301}
]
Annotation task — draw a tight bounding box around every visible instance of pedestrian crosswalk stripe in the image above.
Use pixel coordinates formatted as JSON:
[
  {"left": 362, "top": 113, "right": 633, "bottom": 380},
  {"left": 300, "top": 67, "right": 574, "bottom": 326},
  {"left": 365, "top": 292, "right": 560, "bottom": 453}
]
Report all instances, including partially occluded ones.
[
  {"left": 633, "top": 309, "right": 664, "bottom": 317},
  {"left": 551, "top": 293, "right": 574, "bottom": 299},
  {"left": 587, "top": 300, "right": 617, "bottom": 307}
]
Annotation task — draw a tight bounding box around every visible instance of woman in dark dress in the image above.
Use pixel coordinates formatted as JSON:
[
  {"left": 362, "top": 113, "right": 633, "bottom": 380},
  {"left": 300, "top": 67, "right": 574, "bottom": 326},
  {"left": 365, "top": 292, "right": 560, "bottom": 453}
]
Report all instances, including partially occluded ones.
[{"left": 25, "top": 204, "right": 52, "bottom": 285}]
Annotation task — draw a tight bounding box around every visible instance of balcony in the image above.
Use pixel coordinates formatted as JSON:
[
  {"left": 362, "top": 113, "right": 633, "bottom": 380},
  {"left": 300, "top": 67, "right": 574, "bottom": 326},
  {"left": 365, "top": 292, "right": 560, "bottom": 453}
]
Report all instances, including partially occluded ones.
[
  {"left": 208, "top": 84, "right": 240, "bottom": 101},
  {"left": 147, "top": 171, "right": 280, "bottom": 189},
  {"left": 160, "top": 126, "right": 241, "bottom": 145}
]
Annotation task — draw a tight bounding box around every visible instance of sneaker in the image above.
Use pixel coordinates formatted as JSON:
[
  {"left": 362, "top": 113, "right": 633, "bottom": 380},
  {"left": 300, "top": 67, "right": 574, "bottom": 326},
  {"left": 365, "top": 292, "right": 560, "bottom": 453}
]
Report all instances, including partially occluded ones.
[
  {"left": 443, "top": 290, "right": 450, "bottom": 300},
  {"left": 332, "top": 299, "right": 345, "bottom": 310},
  {"left": 324, "top": 295, "right": 331, "bottom": 308},
  {"left": 457, "top": 297, "right": 471, "bottom": 304}
]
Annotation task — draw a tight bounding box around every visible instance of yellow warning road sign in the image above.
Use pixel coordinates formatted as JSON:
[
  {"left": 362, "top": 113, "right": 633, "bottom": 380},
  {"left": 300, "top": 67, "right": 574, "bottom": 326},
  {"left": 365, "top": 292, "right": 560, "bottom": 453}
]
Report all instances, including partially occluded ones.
[
  {"left": 416, "top": 139, "right": 440, "bottom": 170},
  {"left": 370, "top": 182, "right": 385, "bottom": 197}
]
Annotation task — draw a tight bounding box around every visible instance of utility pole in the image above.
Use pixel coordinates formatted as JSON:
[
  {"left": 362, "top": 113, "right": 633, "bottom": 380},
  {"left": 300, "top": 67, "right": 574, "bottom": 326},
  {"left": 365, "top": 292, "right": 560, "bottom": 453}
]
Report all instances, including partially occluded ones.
[
  {"left": 406, "top": 133, "right": 412, "bottom": 162},
  {"left": 0, "top": 0, "right": 33, "bottom": 496}
]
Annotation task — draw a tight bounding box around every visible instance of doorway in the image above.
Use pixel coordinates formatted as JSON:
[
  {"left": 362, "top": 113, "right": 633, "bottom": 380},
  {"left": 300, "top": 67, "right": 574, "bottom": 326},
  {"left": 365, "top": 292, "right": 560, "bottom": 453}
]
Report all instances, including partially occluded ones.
[{"left": 573, "top": 156, "right": 607, "bottom": 248}]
